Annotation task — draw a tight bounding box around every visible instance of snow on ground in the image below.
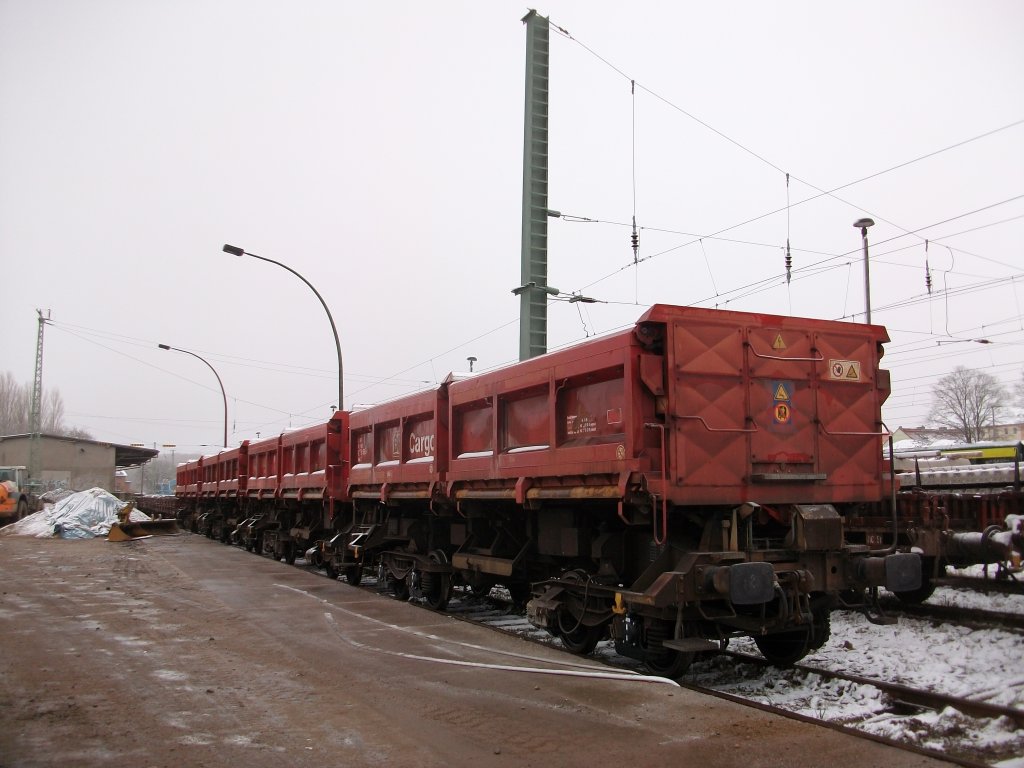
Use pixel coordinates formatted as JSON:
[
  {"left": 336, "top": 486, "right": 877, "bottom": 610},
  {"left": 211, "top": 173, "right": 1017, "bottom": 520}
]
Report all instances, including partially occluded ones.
[
  {"left": 450, "top": 580, "right": 1024, "bottom": 763},
  {"left": 678, "top": 585, "right": 1024, "bottom": 763}
]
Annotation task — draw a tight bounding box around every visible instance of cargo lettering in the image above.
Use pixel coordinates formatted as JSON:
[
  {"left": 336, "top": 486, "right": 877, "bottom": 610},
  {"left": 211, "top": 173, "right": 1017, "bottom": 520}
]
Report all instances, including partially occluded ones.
[{"left": 409, "top": 432, "right": 435, "bottom": 456}]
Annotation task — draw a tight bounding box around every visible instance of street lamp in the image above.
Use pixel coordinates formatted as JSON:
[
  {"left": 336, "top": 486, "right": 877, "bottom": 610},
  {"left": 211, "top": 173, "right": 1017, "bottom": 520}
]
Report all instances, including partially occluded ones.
[
  {"left": 158, "top": 343, "right": 228, "bottom": 448},
  {"left": 853, "top": 217, "right": 875, "bottom": 324},
  {"left": 223, "top": 244, "right": 344, "bottom": 411}
]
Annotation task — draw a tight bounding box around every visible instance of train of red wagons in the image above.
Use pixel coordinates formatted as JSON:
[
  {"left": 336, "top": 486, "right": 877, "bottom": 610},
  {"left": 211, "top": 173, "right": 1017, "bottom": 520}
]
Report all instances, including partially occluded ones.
[{"left": 171, "top": 303, "right": 1015, "bottom": 676}]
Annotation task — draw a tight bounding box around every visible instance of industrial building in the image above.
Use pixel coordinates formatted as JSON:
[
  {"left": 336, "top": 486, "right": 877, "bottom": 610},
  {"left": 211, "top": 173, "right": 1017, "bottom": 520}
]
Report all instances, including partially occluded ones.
[{"left": 0, "top": 434, "right": 157, "bottom": 493}]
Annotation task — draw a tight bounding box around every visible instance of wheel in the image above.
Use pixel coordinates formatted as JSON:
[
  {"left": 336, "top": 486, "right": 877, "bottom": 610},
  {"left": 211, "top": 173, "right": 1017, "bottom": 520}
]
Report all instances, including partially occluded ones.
[
  {"left": 324, "top": 561, "right": 339, "bottom": 580},
  {"left": 645, "top": 648, "right": 695, "bottom": 679},
  {"left": 469, "top": 580, "right": 495, "bottom": 599},
  {"left": 643, "top": 620, "right": 694, "bottom": 678},
  {"left": 754, "top": 629, "right": 811, "bottom": 666},
  {"left": 16, "top": 499, "right": 28, "bottom": 520},
  {"left": 244, "top": 538, "right": 254, "bottom": 553},
  {"left": 284, "top": 542, "right": 296, "bottom": 565},
  {"left": 344, "top": 566, "right": 362, "bottom": 586},
  {"left": 507, "top": 582, "right": 531, "bottom": 609},
  {"left": 558, "top": 622, "right": 603, "bottom": 655},
  {"left": 422, "top": 551, "right": 450, "bottom": 610},
  {"left": 391, "top": 576, "right": 410, "bottom": 601},
  {"left": 893, "top": 573, "right": 935, "bottom": 604},
  {"left": 808, "top": 605, "right": 831, "bottom": 651}
]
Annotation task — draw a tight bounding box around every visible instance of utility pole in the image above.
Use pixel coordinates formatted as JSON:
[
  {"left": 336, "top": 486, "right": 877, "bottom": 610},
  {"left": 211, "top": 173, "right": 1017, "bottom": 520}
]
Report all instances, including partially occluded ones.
[
  {"left": 519, "top": 9, "right": 552, "bottom": 360},
  {"left": 28, "top": 310, "right": 49, "bottom": 488}
]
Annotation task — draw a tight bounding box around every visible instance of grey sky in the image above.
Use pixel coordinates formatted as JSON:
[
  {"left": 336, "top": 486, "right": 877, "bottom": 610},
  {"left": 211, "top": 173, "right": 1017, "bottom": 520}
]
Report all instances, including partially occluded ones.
[{"left": 2, "top": 1, "right": 1022, "bottom": 454}]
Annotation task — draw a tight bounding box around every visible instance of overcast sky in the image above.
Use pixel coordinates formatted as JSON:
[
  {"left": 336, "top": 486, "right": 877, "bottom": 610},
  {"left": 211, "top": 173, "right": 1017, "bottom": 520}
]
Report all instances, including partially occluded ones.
[{"left": 2, "top": 1, "right": 1022, "bottom": 456}]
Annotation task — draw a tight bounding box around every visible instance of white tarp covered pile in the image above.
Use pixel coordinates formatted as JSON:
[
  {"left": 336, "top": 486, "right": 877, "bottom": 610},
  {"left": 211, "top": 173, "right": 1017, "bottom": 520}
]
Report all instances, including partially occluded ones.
[{"left": 0, "top": 488, "right": 152, "bottom": 539}]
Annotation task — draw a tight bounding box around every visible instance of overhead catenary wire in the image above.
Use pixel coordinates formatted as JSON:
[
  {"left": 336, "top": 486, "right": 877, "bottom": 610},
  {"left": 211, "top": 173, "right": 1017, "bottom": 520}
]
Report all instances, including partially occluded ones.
[{"left": 549, "top": 14, "right": 1024, "bottom": 260}]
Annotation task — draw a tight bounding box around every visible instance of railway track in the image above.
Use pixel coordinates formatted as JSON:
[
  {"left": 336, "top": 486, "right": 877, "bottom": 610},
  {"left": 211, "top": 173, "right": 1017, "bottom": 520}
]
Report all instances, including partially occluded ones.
[
  {"left": 873, "top": 596, "right": 1024, "bottom": 633},
  {"left": 933, "top": 574, "right": 1024, "bottom": 597},
  {"left": 712, "top": 649, "right": 1024, "bottom": 726},
  {"left": 308, "top": 565, "right": 1024, "bottom": 766},
  {"left": 208, "top": 539, "right": 1024, "bottom": 766}
]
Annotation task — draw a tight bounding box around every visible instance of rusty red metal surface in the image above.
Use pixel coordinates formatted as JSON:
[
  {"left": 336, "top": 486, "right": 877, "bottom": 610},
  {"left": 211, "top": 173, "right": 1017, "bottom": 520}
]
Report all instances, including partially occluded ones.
[
  {"left": 277, "top": 412, "right": 348, "bottom": 501},
  {"left": 348, "top": 386, "right": 447, "bottom": 502},
  {"left": 209, "top": 442, "right": 249, "bottom": 499},
  {"left": 246, "top": 434, "right": 282, "bottom": 500},
  {"left": 175, "top": 457, "right": 202, "bottom": 498},
  {"left": 653, "top": 304, "right": 890, "bottom": 505},
  {"left": 442, "top": 304, "right": 890, "bottom": 507}
]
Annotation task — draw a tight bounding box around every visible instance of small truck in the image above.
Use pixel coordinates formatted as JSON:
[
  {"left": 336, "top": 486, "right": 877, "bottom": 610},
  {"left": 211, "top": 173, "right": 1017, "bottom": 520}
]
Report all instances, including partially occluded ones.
[{"left": 0, "top": 466, "right": 39, "bottom": 524}]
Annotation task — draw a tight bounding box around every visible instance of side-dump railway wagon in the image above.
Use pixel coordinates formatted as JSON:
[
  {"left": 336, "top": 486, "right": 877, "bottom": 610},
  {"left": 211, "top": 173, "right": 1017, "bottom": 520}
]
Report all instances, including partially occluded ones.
[{"left": 177, "top": 304, "right": 921, "bottom": 675}]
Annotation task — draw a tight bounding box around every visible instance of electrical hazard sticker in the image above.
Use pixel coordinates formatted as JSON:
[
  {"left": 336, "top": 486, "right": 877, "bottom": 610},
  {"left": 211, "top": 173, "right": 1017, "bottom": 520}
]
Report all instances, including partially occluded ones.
[{"left": 829, "top": 359, "right": 862, "bottom": 381}]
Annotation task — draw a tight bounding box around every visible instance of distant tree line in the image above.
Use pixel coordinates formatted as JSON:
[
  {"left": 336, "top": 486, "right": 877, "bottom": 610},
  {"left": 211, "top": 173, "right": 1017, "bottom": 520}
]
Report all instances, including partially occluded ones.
[{"left": 0, "top": 371, "right": 92, "bottom": 439}]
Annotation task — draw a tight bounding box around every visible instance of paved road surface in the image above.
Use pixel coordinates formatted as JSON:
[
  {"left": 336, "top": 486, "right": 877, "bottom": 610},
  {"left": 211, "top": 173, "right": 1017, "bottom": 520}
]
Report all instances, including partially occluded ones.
[{"left": 0, "top": 535, "right": 946, "bottom": 767}]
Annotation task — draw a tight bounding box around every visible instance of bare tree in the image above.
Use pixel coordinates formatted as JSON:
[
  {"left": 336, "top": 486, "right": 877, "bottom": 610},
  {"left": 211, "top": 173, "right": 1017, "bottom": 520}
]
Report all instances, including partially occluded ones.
[
  {"left": 0, "top": 372, "right": 30, "bottom": 434},
  {"left": 42, "top": 389, "right": 66, "bottom": 433},
  {"left": 0, "top": 371, "right": 91, "bottom": 438},
  {"left": 928, "top": 366, "right": 1006, "bottom": 443}
]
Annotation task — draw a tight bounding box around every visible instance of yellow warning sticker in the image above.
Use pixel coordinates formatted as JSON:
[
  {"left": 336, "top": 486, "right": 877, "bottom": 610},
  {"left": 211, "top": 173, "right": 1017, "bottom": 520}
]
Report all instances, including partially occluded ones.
[
  {"left": 774, "top": 383, "right": 790, "bottom": 401},
  {"left": 772, "top": 333, "right": 787, "bottom": 350},
  {"left": 774, "top": 402, "right": 792, "bottom": 424},
  {"left": 829, "top": 359, "right": 862, "bottom": 381}
]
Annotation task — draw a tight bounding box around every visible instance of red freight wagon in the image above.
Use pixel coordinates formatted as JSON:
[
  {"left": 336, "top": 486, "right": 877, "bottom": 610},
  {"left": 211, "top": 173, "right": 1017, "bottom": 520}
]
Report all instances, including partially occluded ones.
[
  {"left": 213, "top": 442, "right": 249, "bottom": 500},
  {"left": 278, "top": 415, "right": 348, "bottom": 502},
  {"left": 176, "top": 457, "right": 202, "bottom": 501},
  {"left": 325, "top": 384, "right": 450, "bottom": 588},
  {"left": 199, "top": 454, "right": 218, "bottom": 499},
  {"left": 445, "top": 304, "right": 889, "bottom": 508},
  {"left": 246, "top": 434, "right": 282, "bottom": 500},
  {"left": 193, "top": 443, "right": 249, "bottom": 541},
  {"left": 348, "top": 384, "right": 449, "bottom": 502},
  {"left": 434, "top": 303, "right": 915, "bottom": 673},
  {"left": 257, "top": 412, "right": 349, "bottom": 565}
]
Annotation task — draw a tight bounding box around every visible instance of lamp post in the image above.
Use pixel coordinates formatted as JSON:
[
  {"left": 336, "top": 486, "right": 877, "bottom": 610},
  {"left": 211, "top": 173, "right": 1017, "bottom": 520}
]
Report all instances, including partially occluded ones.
[
  {"left": 853, "top": 217, "right": 875, "bottom": 324},
  {"left": 158, "top": 343, "right": 228, "bottom": 448},
  {"left": 223, "top": 244, "right": 344, "bottom": 411}
]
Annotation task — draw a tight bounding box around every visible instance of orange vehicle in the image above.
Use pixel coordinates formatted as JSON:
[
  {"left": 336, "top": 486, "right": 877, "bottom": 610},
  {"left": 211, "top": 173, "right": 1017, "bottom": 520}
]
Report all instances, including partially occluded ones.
[{"left": 0, "top": 466, "right": 37, "bottom": 524}]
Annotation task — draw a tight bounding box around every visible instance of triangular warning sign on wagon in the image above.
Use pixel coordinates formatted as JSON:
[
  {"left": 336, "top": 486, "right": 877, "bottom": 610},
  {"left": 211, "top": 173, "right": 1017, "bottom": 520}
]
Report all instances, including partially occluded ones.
[
  {"left": 846, "top": 362, "right": 860, "bottom": 379},
  {"left": 772, "top": 334, "right": 786, "bottom": 350},
  {"left": 774, "top": 383, "right": 790, "bottom": 401}
]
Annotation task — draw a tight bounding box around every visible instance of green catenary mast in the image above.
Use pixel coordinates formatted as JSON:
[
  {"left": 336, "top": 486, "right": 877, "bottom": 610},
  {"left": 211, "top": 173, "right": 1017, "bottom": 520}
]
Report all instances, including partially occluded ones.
[{"left": 518, "top": 10, "right": 552, "bottom": 361}]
